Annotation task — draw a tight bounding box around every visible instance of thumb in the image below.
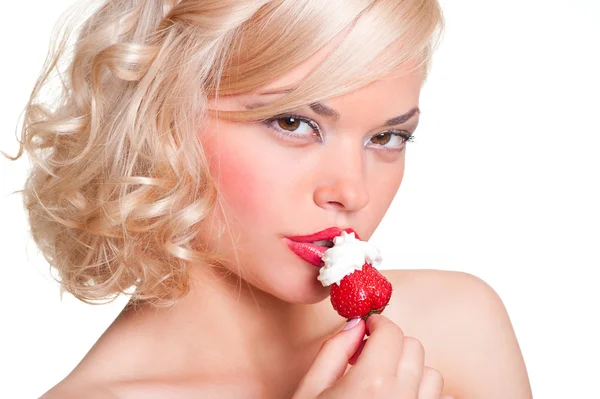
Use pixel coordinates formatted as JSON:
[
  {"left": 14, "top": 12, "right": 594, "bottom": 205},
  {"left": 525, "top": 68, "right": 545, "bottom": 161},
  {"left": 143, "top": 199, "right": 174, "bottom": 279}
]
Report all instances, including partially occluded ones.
[{"left": 292, "top": 318, "right": 366, "bottom": 398}]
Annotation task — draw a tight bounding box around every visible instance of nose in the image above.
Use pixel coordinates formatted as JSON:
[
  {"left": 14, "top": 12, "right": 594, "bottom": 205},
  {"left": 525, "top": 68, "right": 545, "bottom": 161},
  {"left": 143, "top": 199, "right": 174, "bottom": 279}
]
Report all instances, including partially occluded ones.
[{"left": 313, "top": 141, "right": 370, "bottom": 212}]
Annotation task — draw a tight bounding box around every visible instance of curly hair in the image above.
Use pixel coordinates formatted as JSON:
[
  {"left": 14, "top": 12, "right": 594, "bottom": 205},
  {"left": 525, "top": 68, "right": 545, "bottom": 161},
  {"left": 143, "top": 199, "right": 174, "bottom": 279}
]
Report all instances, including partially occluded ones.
[{"left": 5, "top": 0, "right": 444, "bottom": 307}]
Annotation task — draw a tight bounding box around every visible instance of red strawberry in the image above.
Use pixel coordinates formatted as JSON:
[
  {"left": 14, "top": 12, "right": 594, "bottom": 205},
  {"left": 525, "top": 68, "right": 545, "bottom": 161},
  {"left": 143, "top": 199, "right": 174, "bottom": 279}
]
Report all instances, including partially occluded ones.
[{"left": 329, "top": 262, "right": 392, "bottom": 321}]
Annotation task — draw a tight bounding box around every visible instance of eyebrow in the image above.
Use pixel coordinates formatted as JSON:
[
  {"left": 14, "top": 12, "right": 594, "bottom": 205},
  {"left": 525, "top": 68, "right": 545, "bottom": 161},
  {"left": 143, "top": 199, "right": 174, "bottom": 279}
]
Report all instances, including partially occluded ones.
[
  {"left": 309, "top": 102, "right": 341, "bottom": 120},
  {"left": 306, "top": 102, "right": 419, "bottom": 126},
  {"left": 247, "top": 90, "right": 420, "bottom": 126}
]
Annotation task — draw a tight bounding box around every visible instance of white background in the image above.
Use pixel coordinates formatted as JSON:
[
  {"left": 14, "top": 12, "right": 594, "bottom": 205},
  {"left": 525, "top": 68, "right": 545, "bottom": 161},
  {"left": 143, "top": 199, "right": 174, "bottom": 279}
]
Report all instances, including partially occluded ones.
[{"left": 1, "top": 1, "right": 599, "bottom": 397}]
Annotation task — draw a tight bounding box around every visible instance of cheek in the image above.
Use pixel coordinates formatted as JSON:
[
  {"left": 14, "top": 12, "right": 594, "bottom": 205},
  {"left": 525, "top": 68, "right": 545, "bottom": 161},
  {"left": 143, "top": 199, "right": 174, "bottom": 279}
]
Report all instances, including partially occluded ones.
[
  {"left": 217, "top": 151, "right": 258, "bottom": 205},
  {"left": 367, "top": 158, "right": 405, "bottom": 220},
  {"left": 201, "top": 129, "right": 278, "bottom": 222}
]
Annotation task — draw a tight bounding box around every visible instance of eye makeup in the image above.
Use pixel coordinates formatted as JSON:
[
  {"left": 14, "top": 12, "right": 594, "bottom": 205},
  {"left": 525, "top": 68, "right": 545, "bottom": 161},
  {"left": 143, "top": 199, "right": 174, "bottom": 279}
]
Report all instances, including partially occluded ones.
[{"left": 260, "top": 113, "right": 416, "bottom": 152}]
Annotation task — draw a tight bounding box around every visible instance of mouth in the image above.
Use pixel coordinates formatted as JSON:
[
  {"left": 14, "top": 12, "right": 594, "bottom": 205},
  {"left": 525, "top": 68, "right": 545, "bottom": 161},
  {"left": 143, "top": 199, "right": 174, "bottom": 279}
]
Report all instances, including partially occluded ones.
[{"left": 284, "top": 227, "right": 358, "bottom": 267}]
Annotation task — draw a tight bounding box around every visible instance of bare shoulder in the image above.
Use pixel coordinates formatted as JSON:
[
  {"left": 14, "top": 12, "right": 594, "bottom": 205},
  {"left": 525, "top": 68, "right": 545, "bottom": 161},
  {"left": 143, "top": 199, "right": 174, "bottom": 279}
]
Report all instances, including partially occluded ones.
[
  {"left": 381, "top": 268, "right": 510, "bottom": 321},
  {"left": 379, "top": 269, "right": 497, "bottom": 325},
  {"left": 40, "top": 375, "right": 262, "bottom": 399},
  {"left": 380, "top": 269, "right": 503, "bottom": 341},
  {"left": 381, "top": 269, "right": 533, "bottom": 398},
  {"left": 40, "top": 381, "right": 120, "bottom": 399}
]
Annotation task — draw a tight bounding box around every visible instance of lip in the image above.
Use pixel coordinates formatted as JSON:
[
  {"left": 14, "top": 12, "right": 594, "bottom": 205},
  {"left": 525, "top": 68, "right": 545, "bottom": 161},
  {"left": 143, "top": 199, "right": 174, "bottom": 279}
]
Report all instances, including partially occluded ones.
[
  {"left": 284, "top": 227, "right": 359, "bottom": 267},
  {"left": 286, "top": 227, "right": 359, "bottom": 243}
]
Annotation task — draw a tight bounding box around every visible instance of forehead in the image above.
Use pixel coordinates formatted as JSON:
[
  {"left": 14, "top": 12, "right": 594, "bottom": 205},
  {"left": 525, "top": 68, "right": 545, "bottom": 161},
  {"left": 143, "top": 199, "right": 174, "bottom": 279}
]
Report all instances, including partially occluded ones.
[{"left": 248, "top": 66, "right": 423, "bottom": 121}]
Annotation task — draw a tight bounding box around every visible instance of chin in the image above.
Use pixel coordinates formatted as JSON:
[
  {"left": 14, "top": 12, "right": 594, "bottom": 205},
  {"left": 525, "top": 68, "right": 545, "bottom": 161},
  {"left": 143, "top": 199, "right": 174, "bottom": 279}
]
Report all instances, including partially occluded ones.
[
  {"left": 224, "top": 250, "right": 332, "bottom": 304},
  {"left": 244, "top": 268, "right": 330, "bottom": 306},
  {"left": 275, "top": 273, "right": 332, "bottom": 305}
]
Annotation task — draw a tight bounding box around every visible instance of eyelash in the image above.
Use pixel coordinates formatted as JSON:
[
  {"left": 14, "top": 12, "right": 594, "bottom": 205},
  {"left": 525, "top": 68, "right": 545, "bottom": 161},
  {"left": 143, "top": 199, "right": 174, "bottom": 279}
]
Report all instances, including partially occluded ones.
[
  {"left": 260, "top": 113, "right": 415, "bottom": 151},
  {"left": 262, "top": 114, "right": 322, "bottom": 139}
]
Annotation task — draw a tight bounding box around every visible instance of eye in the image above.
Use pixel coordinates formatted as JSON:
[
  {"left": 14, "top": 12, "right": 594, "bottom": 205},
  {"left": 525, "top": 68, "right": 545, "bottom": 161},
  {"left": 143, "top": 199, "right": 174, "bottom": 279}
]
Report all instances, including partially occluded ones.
[
  {"left": 367, "top": 131, "right": 415, "bottom": 151},
  {"left": 261, "top": 115, "right": 322, "bottom": 140}
]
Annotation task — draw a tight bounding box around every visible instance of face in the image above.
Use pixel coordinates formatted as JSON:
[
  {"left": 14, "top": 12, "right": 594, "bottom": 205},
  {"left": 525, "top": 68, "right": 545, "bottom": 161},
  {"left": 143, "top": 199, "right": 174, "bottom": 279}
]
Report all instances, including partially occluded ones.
[{"left": 197, "top": 49, "right": 423, "bottom": 305}]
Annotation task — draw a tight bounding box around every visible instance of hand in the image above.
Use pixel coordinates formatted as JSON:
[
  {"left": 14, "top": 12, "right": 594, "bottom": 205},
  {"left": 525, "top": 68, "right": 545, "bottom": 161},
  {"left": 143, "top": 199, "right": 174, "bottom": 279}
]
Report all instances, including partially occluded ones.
[{"left": 292, "top": 314, "right": 455, "bottom": 399}]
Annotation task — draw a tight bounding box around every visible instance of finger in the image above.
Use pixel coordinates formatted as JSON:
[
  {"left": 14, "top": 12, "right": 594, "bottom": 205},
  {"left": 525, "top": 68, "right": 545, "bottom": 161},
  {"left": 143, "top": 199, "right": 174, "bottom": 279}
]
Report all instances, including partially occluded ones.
[
  {"left": 348, "top": 338, "right": 367, "bottom": 365},
  {"left": 293, "top": 318, "right": 366, "bottom": 397},
  {"left": 352, "top": 314, "right": 405, "bottom": 376},
  {"left": 396, "top": 337, "right": 425, "bottom": 395},
  {"left": 417, "top": 367, "right": 444, "bottom": 399}
]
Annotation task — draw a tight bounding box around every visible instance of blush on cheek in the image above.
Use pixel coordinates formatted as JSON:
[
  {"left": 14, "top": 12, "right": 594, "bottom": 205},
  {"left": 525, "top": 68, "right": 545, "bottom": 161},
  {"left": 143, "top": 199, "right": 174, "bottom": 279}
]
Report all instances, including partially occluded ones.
[{"left": 205, "top": 137, "right": 269, "bottom": 221}]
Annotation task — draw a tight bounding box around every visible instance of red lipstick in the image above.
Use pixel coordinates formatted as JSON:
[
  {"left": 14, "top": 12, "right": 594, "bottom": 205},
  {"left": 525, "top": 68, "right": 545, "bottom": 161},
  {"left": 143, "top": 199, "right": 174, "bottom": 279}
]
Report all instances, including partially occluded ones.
[{"left": 284, "top": 227, "right": 358, "bottom": 267}]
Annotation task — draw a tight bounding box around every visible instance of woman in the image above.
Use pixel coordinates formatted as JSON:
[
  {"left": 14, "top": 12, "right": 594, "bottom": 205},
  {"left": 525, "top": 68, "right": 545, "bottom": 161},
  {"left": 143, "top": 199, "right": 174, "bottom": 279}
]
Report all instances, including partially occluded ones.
[{"left": 10, "top": 0, "right": 532, "bottom": 397}]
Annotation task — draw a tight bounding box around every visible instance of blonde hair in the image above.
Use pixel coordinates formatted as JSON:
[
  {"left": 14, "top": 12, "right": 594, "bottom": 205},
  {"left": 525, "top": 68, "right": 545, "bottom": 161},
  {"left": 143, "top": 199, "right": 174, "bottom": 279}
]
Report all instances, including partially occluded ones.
[{"left": 5, "top": 0, "right": 444, "bottom": 307}]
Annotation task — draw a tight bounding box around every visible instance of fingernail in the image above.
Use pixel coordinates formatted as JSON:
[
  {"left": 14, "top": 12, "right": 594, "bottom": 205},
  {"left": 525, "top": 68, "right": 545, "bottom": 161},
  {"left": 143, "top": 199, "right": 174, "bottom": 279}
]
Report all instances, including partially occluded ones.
[{"left": 343, "top": 318, "right": 361, "bottom": 331}]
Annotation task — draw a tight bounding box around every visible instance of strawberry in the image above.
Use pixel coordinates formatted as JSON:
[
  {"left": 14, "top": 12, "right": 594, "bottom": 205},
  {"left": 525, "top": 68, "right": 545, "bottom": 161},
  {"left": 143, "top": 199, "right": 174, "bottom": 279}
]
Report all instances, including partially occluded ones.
[{"left": 329, "top": 262, "right": 392, "bottom": 321}]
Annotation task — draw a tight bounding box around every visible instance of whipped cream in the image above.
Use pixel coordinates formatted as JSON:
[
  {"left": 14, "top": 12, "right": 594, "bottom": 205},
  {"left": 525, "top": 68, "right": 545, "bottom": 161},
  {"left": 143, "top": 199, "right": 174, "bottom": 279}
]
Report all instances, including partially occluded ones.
[{"left": 317, "top": 231, "right": 383, "bottom": 287}]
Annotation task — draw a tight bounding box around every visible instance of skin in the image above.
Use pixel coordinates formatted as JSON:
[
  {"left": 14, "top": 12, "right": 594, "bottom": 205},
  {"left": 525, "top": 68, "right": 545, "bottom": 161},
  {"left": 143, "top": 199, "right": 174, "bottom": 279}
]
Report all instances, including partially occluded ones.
[{"left": 41, "top": 36, "right": 532, "bottom": 399}]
